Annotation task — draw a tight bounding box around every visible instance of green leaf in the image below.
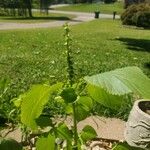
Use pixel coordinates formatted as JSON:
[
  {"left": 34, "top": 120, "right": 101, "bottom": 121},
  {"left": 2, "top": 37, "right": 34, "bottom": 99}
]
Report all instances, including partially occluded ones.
[
  {"left": 84, "top": 67, "right": 150, "bottom": 98},
  {"left": 0, "top": 138, "right": 23, "bottom": 150},
  {"left": 76, "top": 105, "right": 89, "bottom": 122},
  {"left": 80, "top": 125, "right": 97, "bottom": 143},
  {"left": 76, "top": 96, "right": 93, "bottom": 122},
  {"left": 56, "top": 123, "right": 73, "bottom": 142},
  {"left": 12, "top": 98, "right": 22, "bottom": 108},
  {"left": 77, "top": 96, "right": 93, "bottom": 111},
  {"left": 36, "top": 134, "right": 55, "bottom": 150},
  {"left": 65, "top": 104, "right": 73, "bottom": 114},
  {"left": 87, "top": 84, "right": 126, "bottom": 110},
  {"left": 12, "top": 95, "right": 24, "bottom": 108},
  {"left": 0, "top": 78, "right": 9, "bottom": 96},
  {"left": 60, "top": 88, "right": 77, "bottom": 103},
  {"left": 21, "top": 83, "right": 62, "bottom": 130},
  {"left": 113, "top": 142, "right": 144, "bottom": 150},
  {"left": 35, "top": 116, "right": 53, "bottom": 128}
]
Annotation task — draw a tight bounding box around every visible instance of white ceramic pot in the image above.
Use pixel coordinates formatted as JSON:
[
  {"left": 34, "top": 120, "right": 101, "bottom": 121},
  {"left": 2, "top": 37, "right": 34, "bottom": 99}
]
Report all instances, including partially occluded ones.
[{"left": 125, "top": 99, "right": 150, "bottom": 150}]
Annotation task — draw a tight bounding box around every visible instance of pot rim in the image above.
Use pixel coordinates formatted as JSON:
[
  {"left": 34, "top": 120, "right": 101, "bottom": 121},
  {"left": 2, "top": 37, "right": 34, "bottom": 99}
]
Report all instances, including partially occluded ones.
[{"left": 135, "top": 99, "right": 150, "bottom": 119}]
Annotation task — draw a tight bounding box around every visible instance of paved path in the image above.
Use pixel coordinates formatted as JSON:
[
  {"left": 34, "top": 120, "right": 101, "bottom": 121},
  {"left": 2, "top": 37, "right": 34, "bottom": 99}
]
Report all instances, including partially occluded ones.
[
  {"left": 0, "top": 10, "right": 120, "bottom": 30},
  {"left": 1, "top": 116, "right": 125, "bottom": 142}
]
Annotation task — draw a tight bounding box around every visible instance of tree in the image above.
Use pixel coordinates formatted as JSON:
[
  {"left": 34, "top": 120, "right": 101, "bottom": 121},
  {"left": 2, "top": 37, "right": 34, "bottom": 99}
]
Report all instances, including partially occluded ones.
[
  {"left": 0, "top": 0, "right": 33, "bottom": 17},
  {"left": 40, "top": 0, "right": 50, "bottom": 15},
  {"left": 124, "top": 0, "right": 145, "bottom": 8},
  {"left": 24, "top": 0, "right": 32, "bottom": 17}
]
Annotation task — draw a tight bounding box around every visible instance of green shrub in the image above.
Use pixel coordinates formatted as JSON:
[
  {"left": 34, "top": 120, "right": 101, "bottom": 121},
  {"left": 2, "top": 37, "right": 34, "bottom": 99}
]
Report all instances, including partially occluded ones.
[
  {"left": 133, "top": 11, "right": 150, "bottom": 27},
  {"left": 121, "top": 3, "right": 150, "bottom": 28}
]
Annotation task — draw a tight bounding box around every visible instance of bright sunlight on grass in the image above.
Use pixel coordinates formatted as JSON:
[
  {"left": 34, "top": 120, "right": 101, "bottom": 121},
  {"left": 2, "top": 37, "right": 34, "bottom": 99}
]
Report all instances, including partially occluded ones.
[
  {"left": 0, "top": 19, "right": 150, "bottom": 116},
  {"left": 55, "top": 1, "right": 124, "bottom": 14}
]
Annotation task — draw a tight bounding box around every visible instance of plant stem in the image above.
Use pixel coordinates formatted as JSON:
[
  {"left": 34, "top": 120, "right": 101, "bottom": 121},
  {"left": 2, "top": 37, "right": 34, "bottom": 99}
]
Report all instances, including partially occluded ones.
[
  {"left": 64, "top": 23, "right": 78, "bottom": 149},
  {"left": 72, "top": 103, "right": 78, "bottom": 150}
]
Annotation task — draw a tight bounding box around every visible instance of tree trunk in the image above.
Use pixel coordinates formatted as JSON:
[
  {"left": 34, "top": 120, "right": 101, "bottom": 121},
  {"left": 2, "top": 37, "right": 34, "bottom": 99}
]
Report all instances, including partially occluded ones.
[{"left": 25, "top": 0, "right": 32, "bottom": 17}]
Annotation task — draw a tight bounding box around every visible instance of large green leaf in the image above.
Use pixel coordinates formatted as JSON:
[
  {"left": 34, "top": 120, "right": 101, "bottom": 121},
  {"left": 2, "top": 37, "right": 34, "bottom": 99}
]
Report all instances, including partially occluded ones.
[
  {"left": 21, "top": 83, "right": 62, "bottom": 130},
  {"left": 87, "top": 84, "right": 126, "bottom": 110},
  {"left": 36, "top": 134, "right": 55, "bottom": 150},
  {"left": 80, "top": 125, "right": 97, "bottom": 143},
  {"left": 85, "top": 67, "right": 150, "bottom": 98}
]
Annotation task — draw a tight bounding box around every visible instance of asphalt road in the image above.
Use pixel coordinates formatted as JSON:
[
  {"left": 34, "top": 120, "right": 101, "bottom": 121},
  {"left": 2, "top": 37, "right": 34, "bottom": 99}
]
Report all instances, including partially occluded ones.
[{"left": 0, "top": 9, "right": 120, "bottom": 30}]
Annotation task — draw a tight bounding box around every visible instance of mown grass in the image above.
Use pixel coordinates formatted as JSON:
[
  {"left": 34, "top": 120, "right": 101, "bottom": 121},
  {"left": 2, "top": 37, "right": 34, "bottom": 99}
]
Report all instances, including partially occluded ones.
[
  {"left": 55, "top": 2, "right": 124, "bottom": 14},
  {"left": 0, "top": 19, "right": 150, "bottom": 119},
  {"left": 0, "top": 12, "right": 75, "bottom": 23}
]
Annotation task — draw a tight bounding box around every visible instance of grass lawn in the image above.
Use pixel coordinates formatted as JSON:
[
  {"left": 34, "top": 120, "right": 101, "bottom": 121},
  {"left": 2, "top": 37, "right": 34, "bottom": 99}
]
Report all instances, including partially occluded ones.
[
  {"left": 0, "top": 12, "right": 75, "bottom": 23},
  {"left": 55, "top": 1, "right": 124, "bottom": 14},
  {"left": 0, "top": 19, "right": 150, "bottom": 118}
]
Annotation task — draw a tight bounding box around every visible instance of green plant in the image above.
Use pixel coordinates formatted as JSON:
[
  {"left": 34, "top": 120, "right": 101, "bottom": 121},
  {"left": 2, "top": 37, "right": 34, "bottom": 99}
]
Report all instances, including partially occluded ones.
[
  {"left": 121, "top": 3, "right": 150, "bottom": 27},
  {"left": 1, "top": 19, "right": 150, "bottom": 121},
  {"left": 0, "top": 78, "right": 10, "bottom": 124},
  {"left": 13, "top": 24, "right": 97, "bottom": 150},
  {"left": 133, "top": 11, "right": 150, "bottom": 28},
  {"left": 13, "top": 24, "right": 150, "bottom": 150},
  {"left": 0, "top": 138, "right": 23, "bottom": 150}
]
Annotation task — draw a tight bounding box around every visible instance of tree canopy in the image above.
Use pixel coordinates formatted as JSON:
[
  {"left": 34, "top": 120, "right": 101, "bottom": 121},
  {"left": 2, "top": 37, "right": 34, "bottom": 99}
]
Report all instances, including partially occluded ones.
[{"left": 0, "top": 0, "right": 51, "bottom": 17}]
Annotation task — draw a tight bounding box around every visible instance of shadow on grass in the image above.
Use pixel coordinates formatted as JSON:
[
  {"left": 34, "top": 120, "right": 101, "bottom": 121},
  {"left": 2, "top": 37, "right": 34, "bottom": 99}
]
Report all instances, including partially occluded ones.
[
  {"left": 0, "top": 16, "right": 71, "bottom": 21},
  {"left": 144, "top": 62, "right": 150, "bottom": 70},
  {"left": 116, "top": 38, "right": 150, "bottom": 53}
]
